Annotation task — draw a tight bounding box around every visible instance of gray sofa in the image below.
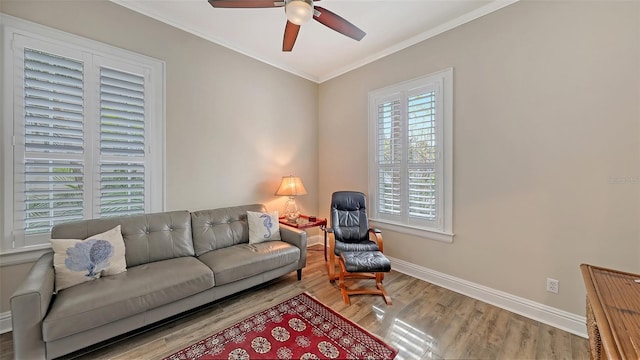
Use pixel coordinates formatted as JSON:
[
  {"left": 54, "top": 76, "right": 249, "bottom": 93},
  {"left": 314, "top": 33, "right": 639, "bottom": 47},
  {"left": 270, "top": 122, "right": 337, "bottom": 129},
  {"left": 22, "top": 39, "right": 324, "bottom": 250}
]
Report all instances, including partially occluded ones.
[{"left": 10, "top": 204, "right": 307, "bottom": 360}]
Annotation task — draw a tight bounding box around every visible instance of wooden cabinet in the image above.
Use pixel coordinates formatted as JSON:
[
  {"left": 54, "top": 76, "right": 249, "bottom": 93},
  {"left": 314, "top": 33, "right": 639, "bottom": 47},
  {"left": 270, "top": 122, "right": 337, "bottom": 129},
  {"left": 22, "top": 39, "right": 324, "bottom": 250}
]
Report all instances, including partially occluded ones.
[{"left": 580, "top": 264, "right": 640, "bottom": 360}]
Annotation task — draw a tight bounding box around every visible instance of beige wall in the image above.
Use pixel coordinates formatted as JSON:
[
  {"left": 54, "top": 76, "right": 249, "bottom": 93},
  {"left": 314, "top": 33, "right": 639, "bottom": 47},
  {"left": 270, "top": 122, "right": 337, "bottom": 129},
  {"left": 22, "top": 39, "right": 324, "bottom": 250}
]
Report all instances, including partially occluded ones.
[
  {"left": 0, "top": 0, "right": 318, "bottom": 313},
  {"left": 1, "top": 0, "right": 638, "bottom": 321},
  {"left": 319, "top": 0, "right": 640, "bottom": 315}
]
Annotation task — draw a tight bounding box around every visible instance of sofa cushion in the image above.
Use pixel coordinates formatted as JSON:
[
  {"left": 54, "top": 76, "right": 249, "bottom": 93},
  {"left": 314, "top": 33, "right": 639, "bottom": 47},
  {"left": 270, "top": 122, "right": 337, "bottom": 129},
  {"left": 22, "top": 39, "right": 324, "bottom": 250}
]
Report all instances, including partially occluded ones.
[
  {"left": 51, "top": 210, "right": 194, "bottom": 268},
  {"left": 191, "top": 204, "right": 265, "bottom": 256},
  {"left": 42, "top": 257, "right": 214, "bottom": 342},
  {"left": 197, "top": 241, "right": 300, "bottom": 285}
]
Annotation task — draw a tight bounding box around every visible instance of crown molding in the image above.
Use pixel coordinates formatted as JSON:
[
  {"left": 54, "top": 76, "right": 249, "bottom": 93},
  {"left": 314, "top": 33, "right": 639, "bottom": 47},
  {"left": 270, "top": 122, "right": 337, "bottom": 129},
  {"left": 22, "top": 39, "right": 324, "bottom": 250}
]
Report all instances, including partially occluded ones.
[{"left": 318, "top": 0, "right": 520, "bottom": 82}]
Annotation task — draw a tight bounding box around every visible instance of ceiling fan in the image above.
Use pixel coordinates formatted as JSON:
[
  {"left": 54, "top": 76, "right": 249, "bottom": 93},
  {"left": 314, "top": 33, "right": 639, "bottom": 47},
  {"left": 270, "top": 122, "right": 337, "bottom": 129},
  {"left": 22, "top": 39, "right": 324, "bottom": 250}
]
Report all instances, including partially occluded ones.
[{"left": 208, "top": 0, "right": 366, "bottom": 52}]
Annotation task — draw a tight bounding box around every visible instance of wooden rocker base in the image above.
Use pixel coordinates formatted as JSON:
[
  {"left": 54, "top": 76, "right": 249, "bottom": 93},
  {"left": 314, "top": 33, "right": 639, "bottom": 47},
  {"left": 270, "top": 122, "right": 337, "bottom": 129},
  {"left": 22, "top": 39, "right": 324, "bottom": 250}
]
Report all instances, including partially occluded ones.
[{"left": 337, "top": 257, "right": 392, "bottom": 305}]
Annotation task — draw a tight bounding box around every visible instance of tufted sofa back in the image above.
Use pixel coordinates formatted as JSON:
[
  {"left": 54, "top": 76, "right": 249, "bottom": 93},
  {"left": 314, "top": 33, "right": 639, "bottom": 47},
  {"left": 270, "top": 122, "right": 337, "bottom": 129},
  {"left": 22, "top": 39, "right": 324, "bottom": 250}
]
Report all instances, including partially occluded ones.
[
  {"left": 191, "top": 204, "right": 266, "bottom": 256},
  {"left": 51, "top": 211, "right": 194, "bottom": 268}
]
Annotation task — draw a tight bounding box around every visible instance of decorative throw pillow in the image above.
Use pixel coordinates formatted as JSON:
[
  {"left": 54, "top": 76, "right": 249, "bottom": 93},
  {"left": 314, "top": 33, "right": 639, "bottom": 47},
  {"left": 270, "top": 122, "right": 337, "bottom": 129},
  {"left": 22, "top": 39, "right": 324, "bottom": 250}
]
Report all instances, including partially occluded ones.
[
  {"left": 51, "top": 225, "right": 127, "bottom": 292},
  {"left": 247, "top": 211, "right": 281, "bottom": 244}
]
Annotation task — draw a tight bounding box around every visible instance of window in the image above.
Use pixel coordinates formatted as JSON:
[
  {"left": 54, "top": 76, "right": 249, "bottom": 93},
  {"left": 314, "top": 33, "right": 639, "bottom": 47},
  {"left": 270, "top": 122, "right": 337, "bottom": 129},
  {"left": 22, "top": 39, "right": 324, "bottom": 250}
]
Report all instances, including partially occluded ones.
[
  {"left": 368, "top": 69, "right": 453, "bottom": 242},
  {"left": 2, "top": 17, "right": 165, "bottom": 256}
]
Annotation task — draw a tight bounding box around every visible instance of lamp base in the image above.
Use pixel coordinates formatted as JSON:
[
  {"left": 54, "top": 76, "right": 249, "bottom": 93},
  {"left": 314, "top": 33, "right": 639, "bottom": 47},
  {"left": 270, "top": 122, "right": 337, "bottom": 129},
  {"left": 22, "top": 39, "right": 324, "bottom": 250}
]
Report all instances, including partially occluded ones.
[{"left": 284, "top": 197, "right": 301, "bottom": 223}]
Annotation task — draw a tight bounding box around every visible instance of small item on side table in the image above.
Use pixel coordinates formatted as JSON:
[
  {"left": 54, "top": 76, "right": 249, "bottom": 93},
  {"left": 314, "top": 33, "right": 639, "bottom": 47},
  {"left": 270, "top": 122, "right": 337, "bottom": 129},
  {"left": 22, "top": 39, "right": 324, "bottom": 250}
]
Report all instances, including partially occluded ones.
[{"left": 279, "top": 215, "right": 328, "bottom": 260}]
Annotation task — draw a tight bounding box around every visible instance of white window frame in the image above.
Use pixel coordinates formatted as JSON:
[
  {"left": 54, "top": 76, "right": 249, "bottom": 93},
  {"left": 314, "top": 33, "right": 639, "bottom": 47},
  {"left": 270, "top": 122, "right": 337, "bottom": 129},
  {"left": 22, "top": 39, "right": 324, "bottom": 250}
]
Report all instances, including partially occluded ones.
[
  {"left": 1, "top": 14, "right": 166, "bottom": 263},
  {"left": 368, "top": 68, "right": 454, "bottom": 243}
]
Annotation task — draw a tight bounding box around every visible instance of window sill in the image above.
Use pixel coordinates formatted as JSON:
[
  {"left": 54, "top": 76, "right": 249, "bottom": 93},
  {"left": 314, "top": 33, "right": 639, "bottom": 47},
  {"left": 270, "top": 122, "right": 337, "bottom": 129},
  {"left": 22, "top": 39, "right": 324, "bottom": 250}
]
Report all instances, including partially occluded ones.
[
  {"left": 369, "top": 219, "right": 454, "bottom": 243},
  {"left": 0, "top": 245, "right": 52, "bottom": 266}
]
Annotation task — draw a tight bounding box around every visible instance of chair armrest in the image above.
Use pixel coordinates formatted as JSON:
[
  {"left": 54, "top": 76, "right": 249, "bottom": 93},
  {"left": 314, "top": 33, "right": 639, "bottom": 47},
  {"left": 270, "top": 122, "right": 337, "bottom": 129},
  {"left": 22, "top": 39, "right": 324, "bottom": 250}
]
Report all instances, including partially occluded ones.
[
  {"left": 10, "top": 252, "right": 55, "bottom": 360},
  {"left": 326, "top": 230, "right": 338, "bottom": 280},
  {"left": 368, "top": 228, "right": 384, "bottom": 252},
  {"left": 280, "top": 225, "right": 307, "bottom": 270}
]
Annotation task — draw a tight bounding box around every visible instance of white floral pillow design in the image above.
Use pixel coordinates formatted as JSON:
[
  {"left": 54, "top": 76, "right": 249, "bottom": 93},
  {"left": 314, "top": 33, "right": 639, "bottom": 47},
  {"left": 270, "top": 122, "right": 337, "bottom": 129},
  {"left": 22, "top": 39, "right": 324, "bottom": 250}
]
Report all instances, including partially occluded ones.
[
  {"left": 247, "top": 211, "right": 281, "bottom": 244},
  {"left": 51, "top": 225, "right": 127, "bottom": 292}
]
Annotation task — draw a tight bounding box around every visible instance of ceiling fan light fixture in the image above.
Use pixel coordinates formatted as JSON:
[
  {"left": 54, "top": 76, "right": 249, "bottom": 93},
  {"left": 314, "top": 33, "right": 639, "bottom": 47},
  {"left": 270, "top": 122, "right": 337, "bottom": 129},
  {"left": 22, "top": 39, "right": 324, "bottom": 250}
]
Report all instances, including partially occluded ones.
[{"left": 285, "top": 0, "right": 313, "bottom": 25}]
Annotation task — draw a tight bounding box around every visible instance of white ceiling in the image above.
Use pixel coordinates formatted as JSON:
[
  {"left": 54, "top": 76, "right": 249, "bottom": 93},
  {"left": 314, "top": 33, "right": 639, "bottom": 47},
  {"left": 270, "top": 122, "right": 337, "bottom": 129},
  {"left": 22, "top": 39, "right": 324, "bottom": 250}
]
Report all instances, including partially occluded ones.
[{"left": 112, "top": 0, "right": 517, "bottom": 83}]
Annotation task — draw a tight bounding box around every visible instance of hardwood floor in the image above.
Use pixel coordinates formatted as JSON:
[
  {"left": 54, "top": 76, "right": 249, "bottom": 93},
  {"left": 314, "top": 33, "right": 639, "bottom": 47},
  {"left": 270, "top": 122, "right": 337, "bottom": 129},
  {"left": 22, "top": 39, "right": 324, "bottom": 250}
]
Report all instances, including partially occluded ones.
[{"left": 0, "top": 246, "right": 588, "bottom": 359}]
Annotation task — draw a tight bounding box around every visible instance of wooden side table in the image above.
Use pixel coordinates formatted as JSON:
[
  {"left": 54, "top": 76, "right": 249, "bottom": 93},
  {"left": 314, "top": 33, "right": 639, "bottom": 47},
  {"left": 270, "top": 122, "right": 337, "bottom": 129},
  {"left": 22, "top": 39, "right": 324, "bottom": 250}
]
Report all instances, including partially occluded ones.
[
  {"left": 279, "top": 215, "right": 328, "bottom": 260},
  {"left": 580, "top": 264, "right": 640, "bottom": 360}
]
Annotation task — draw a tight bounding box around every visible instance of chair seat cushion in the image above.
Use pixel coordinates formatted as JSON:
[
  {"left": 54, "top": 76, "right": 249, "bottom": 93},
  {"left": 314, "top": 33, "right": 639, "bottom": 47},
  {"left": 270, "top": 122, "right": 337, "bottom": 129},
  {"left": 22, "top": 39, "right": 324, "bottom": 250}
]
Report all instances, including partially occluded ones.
[
  {"left": 340, "top": 251, "right": 391, "bottom": 273},
  {"left": 43, "top": 256, "right": 214, "bottom": 341},
  {"left": 334, "top": 239, "right": 379, "bottom": 255},
  {"left": 197, "top": 241, "right": 300, "bottom": 285}
]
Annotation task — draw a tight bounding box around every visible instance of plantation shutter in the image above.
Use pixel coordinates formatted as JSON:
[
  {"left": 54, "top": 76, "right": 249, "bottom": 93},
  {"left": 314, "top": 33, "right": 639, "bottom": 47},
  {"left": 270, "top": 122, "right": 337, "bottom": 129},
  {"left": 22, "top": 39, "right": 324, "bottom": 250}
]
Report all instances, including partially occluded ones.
[
  {"left": 20, "top": 49, "right": 86, "bottom": 237},
  {"left": 99, "top": 67, "right": 146, "bottom": 217},
  {"left": 377, "top": 99, "right": 402, "bottom": 215},
  {"left": 368, "top": 69, "right": 452, "bottom": 238},
  {"left": 6, "top": 25, "right": 164, "bottom": 252},
  {"left": 407, "top": 91, "right": 437, "bottom": 221}
]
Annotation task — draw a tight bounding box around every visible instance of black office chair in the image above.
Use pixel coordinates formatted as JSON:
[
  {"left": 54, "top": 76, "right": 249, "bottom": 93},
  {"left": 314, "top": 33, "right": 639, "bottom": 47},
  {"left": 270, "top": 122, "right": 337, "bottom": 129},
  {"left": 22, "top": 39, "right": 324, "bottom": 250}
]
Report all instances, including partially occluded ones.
[{"left": 327, "top": 191, "right": 391, "bottom": 304}]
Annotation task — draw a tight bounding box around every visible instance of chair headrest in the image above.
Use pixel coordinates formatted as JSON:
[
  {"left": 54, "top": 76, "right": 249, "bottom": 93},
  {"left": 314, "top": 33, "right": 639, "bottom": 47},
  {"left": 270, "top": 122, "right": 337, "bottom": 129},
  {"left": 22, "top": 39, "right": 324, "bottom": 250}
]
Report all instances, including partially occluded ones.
[
  {"left": 330, "top": 191, "right": 368, "bottom": 242},
  {"left": 331, "top": 191, "right": 366, "bottom": 212}
]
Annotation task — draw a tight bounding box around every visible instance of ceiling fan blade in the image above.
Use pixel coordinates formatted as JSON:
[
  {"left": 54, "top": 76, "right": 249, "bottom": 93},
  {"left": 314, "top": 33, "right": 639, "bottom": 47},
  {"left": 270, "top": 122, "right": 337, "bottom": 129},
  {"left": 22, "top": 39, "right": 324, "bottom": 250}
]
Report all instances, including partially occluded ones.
[
  {"left": 313, "top": 6, "right": 365, "bottom": 41},
  {"left": 208, "top": 0, "right": 284, "bottom": 8},
  {"left": 283, "top": 21, "right": 301, "bottom": 52}
]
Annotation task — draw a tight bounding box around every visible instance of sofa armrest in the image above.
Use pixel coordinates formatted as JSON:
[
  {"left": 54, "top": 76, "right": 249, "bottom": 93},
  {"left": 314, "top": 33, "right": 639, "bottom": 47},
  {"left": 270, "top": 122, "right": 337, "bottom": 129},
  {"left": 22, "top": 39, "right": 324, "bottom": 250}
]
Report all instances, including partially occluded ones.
[
  {"left": 280, "top": 225, "right": 307, "bottom": 271},
  {"left": 11, "top": 252, "right": 55, "bottom": 360}
]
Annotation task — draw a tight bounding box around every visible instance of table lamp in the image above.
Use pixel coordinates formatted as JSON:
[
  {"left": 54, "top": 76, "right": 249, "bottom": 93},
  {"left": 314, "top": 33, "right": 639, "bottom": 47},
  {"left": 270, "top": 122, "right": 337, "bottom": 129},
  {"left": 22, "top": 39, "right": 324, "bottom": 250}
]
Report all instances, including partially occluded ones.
[{"left": 275, "top": 175, "right": 307, "bottom": 223}]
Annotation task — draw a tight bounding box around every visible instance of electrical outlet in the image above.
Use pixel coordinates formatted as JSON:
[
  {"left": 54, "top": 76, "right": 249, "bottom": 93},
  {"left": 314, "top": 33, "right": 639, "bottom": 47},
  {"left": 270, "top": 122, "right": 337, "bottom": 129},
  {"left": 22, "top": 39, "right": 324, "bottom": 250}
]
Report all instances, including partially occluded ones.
[{"left": 547, "top": 278, "right": 559, "bottom": 294}]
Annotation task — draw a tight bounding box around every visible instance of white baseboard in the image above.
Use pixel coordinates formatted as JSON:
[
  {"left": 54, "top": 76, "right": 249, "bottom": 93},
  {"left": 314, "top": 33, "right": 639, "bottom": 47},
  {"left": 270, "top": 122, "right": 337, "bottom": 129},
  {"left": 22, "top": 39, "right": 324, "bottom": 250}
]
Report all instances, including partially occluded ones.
[
  {"left": 387, "top": 256, "right": 587, "bottom": 338},
  {"left": 0, "top": 311, "right": 11, "bottom": 334}
]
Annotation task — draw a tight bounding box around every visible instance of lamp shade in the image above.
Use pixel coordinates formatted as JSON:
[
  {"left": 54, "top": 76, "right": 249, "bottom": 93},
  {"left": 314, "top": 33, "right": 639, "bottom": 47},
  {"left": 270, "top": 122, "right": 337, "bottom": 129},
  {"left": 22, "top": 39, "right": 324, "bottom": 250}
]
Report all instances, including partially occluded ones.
[{"left": 275, "top": 175, "right": 308, "bottom": 196}]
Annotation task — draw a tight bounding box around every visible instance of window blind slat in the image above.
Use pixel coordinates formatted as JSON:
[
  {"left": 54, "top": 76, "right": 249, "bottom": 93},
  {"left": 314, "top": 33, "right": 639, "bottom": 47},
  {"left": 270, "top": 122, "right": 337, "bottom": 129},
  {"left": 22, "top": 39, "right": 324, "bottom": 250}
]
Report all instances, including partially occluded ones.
[
  {"left": 25, "top": 205, "right": 83, "bottom": 214},
  {"left": 101, "top": 67, "right": 144, "bottom": 82},
  {"left": 101, "top": 124, "right": 144, "bottom": 136},
  {"left": 101, "top": 100, "right": 145, "bottom": 115},
  {"left": 101, "top": 92, "right": 144, "bottom": 107},
  {"left": 26, "top": 108, "right": 84, "bottom": 122},
  {"left": 100, "top": 188, "right": 144, "bottom": 195},
  {"left": 25, "top": 95, "right": 83, "bottom": 114},
  {"left": 100, "top": 84, "right": 144, "bottom": 100},
  {"left": 101, "top": 132, "right": 145, "bottom": 143},
  {"left": 25, "top": 124, "right": 83, "bottom": 138},
  {"left": 99, "top": 208, "right": 145, "bottom": 218},
  {"left": 25, "top": 50, "right": 83, "bottom": 70},
  {"left": 25, "top": 69, "right": 83, "bottom": 88},
  {"left": 101, "top": 109, "right": 144, "bottom": 121},
  {"left": 25, "top": 88, "right": 83, "bottom": 105},
  {"left": 101, "top": 163, "right": 145, "bottom": 171},
  {"left": 25, "top": 78, "right": 83, "bottom": 96}
]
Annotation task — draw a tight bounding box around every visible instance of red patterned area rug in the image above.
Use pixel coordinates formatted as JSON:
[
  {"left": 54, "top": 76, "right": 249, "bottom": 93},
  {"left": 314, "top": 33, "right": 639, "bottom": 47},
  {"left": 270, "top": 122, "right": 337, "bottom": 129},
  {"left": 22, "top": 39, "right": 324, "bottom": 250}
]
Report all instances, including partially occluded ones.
[{"left": 164, "top": 292, "right": 397, "bottom": 359}]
